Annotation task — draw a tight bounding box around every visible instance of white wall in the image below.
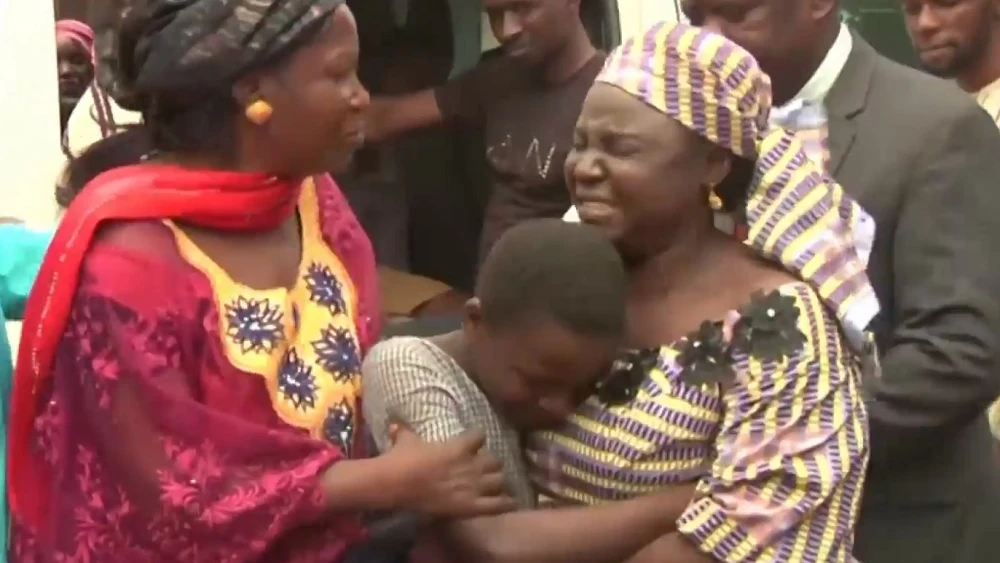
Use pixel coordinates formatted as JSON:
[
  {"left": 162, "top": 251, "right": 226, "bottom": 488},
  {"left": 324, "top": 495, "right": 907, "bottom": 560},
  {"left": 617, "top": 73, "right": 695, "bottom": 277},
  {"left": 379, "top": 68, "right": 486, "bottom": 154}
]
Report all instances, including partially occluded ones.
[
  {"left": 0, "top": 0, "right": 63, "bottom": 354},
  {"left": 0, "top": 0, "right": 63, "bottom": 226}
]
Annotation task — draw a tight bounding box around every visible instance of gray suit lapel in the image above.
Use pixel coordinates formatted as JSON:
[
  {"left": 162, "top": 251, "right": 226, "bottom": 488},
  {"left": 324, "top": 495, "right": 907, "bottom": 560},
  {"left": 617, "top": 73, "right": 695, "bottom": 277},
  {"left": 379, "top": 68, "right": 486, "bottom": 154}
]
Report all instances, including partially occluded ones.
[{"left": 825, "top": 34, "right": 876, "bottom": 174}]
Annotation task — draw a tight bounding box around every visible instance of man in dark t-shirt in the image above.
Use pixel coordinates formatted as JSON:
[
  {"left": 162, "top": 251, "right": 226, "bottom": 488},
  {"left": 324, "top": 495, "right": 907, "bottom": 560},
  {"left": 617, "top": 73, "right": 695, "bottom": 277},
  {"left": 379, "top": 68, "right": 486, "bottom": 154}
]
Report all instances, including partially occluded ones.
[{"left": 365, "top": 0, "right": 603, "bottom": 260}]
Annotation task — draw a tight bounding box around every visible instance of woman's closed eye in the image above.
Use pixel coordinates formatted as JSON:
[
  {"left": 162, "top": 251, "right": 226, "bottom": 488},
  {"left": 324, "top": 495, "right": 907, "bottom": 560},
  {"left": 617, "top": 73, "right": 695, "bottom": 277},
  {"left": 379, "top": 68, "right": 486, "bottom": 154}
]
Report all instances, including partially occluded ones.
[
  {"left": 572, "top": 129, "right": 641, "bottom": 157},
  {"left": 600, "top": 134, "right": 642, "bottom": 157},
  {"left": 323, "top": 51, "right": 359, "bottom": 81}
]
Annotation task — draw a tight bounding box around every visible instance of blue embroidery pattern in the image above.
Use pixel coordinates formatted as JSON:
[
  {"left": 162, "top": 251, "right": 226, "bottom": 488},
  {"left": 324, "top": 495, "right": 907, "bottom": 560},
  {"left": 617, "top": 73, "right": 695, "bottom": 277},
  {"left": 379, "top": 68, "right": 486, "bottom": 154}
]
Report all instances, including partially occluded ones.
[
  {"left": 304, "top": 262, "right": 347, "bottom": 315},
  {"left": 278, "top": 348, "right": 318, "bottom": 410},
  {"left": 225, "top": 296, "right": 284, "bottom": 353},
  {"left": 323, "top": 400, "right": 356, "bottom": 455},
  {"left": 181, "top": 181, "right": 363, "bottom": 450},
  {"left": 312, "top": 325, "right": 360, "bottom": 382}
]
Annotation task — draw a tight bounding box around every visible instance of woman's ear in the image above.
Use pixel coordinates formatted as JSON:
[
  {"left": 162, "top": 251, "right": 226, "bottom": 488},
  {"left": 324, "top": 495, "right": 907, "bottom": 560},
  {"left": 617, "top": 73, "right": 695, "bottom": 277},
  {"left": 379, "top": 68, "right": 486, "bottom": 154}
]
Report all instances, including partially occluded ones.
[
  {"left": 231, "top": 75, "right": 263, "bottom": 108},
  {"left": 703, "top": 145, "right": 733, "bottom": 189},
  {"left": 717, "top": 155, "right": 757, "bottom": 213}
]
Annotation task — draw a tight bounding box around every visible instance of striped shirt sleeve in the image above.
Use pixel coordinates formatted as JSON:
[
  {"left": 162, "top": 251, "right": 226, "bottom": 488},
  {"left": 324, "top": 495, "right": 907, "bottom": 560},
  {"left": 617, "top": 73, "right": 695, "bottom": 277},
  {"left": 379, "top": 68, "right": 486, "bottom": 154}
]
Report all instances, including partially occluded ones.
[
  {"left": 676, "top": 287, "right": 869, "bottom": 563},
  {"left": 361, "top": 337, "right": 468, "bottom": 453}
]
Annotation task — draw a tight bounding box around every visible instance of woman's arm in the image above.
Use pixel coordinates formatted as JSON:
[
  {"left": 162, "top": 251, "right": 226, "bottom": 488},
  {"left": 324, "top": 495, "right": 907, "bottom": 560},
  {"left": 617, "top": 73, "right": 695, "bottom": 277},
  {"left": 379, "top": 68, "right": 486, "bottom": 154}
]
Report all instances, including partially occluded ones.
[
  {"left": 623, "top": 289, "right": 870, "bottom": 563},
  {"left": 624, "top": 532, "right": 709, "bottom": 563},
  {"left": 0, "top": 224, "right": 51, "bottom": 319},
  {"left": 35, "top": 238, "right": 505, "bottom": 561},
  {"left": 361, "top": 338, "right": 696, "bottom": 563},
  {"left": 442, "top": 484, "right": 695, "bottom": 563},
  {"left": 321, "top": 428, "right": 514, "bottom": 518}
]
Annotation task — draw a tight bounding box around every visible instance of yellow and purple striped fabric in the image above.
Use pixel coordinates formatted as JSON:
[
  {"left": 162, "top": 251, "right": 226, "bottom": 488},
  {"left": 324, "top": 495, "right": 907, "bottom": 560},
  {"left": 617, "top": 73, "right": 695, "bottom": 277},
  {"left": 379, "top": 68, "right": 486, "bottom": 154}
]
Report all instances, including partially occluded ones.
[
  {"left": 527, "top": 283, "right": 869, "bottom": 563},
  {"left": 747, "top": 131, "right": 878, "bottom": 349},
  {"left": 528, "top": 22, "right": 874, "bottom": 563},
  {"left": 596, "top": 21, "right": 877, "bottom": 348},
  {"left": 596, "top": 21, "right": 769, "bottom": 159}
]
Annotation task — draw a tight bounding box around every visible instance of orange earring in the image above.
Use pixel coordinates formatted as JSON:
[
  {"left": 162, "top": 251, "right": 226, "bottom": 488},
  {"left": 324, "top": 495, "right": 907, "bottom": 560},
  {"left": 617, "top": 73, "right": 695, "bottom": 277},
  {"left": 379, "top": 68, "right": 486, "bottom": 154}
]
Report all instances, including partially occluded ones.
[
  {"left": 708, "top": 187, "right": 723, "bottom": 211},
  {"left": 245, "top": 99, "right": 273, "bottom": 125}
]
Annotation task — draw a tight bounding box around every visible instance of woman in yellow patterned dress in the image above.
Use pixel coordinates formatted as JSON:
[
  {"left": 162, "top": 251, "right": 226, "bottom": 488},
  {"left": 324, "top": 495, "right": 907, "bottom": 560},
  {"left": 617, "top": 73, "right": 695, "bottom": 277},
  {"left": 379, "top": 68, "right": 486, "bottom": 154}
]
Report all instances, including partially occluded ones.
[
  {"left": 531, "top": 22, "right": 878, "bottom": 563},
  {"left": 8, "top": 1, "right": 513, "bottom": 561}
]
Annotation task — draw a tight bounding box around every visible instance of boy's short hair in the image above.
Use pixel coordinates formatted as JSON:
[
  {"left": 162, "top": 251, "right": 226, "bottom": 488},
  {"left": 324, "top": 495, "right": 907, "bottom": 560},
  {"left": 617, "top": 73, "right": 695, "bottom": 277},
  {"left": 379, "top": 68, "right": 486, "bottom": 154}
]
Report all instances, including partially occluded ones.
[{"left": 475, "top": 219, "right": 627, "bottom": 338}]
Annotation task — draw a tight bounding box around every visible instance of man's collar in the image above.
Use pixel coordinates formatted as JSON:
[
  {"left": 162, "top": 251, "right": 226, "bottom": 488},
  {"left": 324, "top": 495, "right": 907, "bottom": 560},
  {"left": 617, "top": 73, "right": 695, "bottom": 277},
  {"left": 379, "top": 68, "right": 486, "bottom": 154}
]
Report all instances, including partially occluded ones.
[
  {"left": 976, "top": 75, "right": 1000, "bottom": 103},
  {"left": 784, "top": 24, "right": 853, "bottom": 107}
]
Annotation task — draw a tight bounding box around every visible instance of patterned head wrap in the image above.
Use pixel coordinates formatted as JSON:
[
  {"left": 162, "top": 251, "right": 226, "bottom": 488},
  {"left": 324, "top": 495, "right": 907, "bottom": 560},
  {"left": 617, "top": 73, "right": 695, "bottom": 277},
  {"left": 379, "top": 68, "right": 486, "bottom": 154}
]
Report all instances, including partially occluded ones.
[
  {"left": 56, "top": 20, "right": 96, "bottom": 61},
  {"left": 106, "top": 0, "right": 345, "bottom": 109},
  {"left": 597, "top": 22, "right": 878, "bottom": 349}
]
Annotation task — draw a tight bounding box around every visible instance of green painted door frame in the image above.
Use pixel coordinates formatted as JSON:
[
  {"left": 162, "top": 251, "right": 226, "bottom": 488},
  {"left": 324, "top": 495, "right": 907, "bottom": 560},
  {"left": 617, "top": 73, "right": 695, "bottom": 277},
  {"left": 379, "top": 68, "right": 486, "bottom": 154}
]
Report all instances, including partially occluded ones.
[{"left": 841, "top": 0, "right": 917, "bottom": 67}]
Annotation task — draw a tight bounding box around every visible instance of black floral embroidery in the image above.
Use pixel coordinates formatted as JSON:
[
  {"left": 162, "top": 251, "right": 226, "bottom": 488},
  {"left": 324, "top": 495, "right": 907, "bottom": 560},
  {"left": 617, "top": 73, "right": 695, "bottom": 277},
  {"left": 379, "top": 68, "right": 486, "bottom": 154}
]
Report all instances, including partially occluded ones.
[
  {"left": 676, "top": 321, "right": 735, "bottom": 386},
  {"left": 676, "top": 289, "right": 806, "bottom": 386},
  {"left": 730, "top": 290, "right": 806, "bottom": 361},
  {"left": 595, "top": 347, "right": 659, "bottom": 406}
]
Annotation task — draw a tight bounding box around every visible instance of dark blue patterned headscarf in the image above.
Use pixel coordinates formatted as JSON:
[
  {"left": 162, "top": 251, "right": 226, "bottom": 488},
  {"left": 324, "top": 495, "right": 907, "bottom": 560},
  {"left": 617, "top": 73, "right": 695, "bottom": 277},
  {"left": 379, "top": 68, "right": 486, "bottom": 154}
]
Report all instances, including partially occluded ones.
[{"left": 110, "top": 0, "right": 345, "bottom": 107}]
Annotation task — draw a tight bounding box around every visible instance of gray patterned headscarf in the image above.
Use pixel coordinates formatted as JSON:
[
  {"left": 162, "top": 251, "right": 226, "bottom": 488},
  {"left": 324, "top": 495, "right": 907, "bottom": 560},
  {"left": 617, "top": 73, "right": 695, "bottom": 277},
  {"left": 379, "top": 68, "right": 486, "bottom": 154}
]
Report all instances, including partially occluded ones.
[{"left": 102, "top": 0, "right": 345, "bottom": 108}]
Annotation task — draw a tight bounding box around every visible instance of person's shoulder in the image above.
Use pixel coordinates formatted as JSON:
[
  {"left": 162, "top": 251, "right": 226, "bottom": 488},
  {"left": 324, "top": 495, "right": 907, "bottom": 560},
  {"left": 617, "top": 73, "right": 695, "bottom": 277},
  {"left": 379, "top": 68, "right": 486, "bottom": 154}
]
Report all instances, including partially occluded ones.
[
  {"left": 84, "top": 221, "right": 195, "bottom": 288},
  {"left": 312, "top": 174, "right": 368, "bottom": 238},
  {"left": 91, "top": 219, "right": 181, "bottom": 259},
  {"left": 853, "top": 49, "right": 1000, "bottom": 161},
  {"left": 866, "top": 51, "right": 980, "bottom": 123},
  {"left": 364, "top": 335, "right": 426, "bottom": 362},
  {"left": 362, "top": 336, "right": 471, "bottom": 404},
  {"left": 362, "top": 336, "right": 455, "bottom": 379},
  {"left": 773, "top": 282, "right": 847, "bottom": 351},
  {"left": 56, "top": 219, "right": 205, "bottom": 318}
]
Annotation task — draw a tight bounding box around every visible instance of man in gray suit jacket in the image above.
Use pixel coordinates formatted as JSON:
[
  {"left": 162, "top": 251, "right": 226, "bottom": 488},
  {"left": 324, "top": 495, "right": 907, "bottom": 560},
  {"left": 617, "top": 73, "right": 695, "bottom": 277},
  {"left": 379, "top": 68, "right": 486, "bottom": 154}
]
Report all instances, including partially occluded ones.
[{"left": 682, "top": 0, "right": 1000, "bottom": 561}]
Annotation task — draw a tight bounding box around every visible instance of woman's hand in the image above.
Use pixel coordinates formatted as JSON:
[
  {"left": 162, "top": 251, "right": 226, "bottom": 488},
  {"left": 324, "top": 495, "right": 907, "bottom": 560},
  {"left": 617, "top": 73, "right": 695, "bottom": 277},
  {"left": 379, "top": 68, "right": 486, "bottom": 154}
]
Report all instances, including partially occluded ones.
[{"left": 384, "top": 425, "right": 516, "bottom": 519}]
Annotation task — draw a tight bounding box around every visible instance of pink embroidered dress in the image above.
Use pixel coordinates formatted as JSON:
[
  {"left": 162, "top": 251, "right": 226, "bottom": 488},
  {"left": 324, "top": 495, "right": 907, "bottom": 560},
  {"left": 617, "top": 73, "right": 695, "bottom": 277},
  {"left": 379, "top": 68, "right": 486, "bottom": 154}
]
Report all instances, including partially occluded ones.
[{"left": 10, "top": 175, "right": 381, "bottom": 562}]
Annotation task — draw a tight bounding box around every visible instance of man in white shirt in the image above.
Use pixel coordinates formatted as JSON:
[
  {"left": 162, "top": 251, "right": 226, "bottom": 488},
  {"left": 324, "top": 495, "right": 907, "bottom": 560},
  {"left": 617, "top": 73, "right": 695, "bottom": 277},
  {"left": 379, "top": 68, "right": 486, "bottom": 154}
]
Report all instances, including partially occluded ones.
[{"left": 672, "top": 1, "right": 1000, "bottom": 563}]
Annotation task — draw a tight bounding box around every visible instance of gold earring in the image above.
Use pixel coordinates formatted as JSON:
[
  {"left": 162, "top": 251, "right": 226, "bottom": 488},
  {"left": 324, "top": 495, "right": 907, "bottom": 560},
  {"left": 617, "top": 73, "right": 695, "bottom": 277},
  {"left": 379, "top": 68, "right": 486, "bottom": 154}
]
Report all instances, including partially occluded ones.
[
  {"left": 708, "top": 187, "right": 723, "bottom": 211},
  {"left": 245, "top": 99, "right": 273, "bottom": 125}
]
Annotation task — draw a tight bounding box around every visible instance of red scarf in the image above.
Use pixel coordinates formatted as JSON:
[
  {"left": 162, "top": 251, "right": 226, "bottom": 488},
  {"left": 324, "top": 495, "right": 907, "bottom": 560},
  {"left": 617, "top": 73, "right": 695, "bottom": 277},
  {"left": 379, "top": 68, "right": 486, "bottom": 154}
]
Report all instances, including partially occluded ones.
[{"left": 8, "top": 164, "right": 302, "bottom": 531}]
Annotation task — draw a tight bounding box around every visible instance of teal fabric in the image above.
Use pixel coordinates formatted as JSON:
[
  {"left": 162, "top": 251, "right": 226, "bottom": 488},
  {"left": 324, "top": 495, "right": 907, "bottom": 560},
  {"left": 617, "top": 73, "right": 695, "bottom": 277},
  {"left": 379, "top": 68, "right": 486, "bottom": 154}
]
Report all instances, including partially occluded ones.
[{"left": 0, "top": 224, "right": 51, "bottom": 559}]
